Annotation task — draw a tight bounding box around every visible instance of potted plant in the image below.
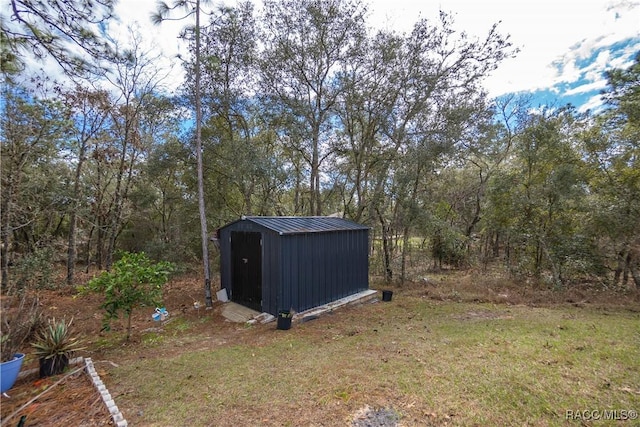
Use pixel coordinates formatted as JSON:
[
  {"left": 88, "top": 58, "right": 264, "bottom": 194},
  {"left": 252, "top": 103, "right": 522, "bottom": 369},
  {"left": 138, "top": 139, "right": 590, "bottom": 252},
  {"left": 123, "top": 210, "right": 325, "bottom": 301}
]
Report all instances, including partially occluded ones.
[
  {"left": 1, "top": 292, "right": 42, "bottom": 393},
  {"left": 32, "top": 318, "right": 84, "bottom": 378}
]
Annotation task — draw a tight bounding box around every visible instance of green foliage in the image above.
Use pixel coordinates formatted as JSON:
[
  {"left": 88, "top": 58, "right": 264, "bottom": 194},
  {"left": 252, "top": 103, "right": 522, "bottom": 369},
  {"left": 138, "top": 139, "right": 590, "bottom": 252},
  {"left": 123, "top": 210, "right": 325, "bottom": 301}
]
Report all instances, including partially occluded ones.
[
  {"left": 32, "top": 318, "right": 85, "bottom": 360},
  {"left": 3, "top": 0, "right": 116, "bottom": 77},
  {"left": 430, "top": 226, "right": 469, "bottom": 268},
  {"left": 82, "top": 251, "right": 174, "bottom": 339},
  {"left": 482, "top": 108, "right": 595, "bottom": 285},
  {"left": 13, "top": 246, "right": 55, "bottom": 290}
]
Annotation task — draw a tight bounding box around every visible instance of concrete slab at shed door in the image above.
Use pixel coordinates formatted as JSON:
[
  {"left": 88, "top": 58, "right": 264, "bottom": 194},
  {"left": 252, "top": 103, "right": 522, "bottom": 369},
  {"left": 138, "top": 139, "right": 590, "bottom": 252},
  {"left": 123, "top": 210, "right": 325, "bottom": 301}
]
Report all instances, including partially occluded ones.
[{"left": 222, "top": 302, "right": 262, "bottom": 322}]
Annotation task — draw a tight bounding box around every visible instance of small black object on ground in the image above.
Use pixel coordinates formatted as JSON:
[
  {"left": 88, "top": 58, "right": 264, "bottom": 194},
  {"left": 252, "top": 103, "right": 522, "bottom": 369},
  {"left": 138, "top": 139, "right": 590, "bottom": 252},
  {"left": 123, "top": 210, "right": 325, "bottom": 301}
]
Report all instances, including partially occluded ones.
[{"left": 276, "top": 310, "right": 293, "bottom": 330}]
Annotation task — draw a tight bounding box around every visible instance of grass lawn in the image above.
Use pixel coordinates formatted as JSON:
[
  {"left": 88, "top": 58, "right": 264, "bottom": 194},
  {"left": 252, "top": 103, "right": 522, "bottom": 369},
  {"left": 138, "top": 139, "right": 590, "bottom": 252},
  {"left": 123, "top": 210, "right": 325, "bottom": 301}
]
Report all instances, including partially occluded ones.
[{"left": 104, "top": 288, "right": 640, "bottom": 426}]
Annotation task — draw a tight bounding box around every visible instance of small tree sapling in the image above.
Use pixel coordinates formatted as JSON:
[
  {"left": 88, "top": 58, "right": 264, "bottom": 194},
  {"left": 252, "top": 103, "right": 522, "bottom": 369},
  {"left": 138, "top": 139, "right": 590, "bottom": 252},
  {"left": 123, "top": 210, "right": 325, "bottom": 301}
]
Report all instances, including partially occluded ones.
[{"left": 81, "top": 251, "right": 174, "bottom": 340}]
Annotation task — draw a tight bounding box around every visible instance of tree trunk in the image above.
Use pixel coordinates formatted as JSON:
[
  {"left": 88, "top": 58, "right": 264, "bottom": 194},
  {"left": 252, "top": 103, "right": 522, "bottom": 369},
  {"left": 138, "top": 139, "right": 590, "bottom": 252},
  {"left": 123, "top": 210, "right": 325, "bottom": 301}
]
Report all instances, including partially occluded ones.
[
  {"left": 377, "top": 209, "right": 392, "bottom": 283},
  {"left": 195, "top": 0, "right": 213, "bottom": 308},
  {"left": 105, "top": 129, "right": 132, "bottom": 270},
  {"left": 67, "top": 140, "right": 87, "bottom": 286},
  {"left": 310, "top": 121, "right": 321, "bottom": 216},
  {"left": 1, "top": 180, "right": 13, "bottom": 290},
  {"left": 623, "top": 252, "right": 632, "bottom": 286},
  {"left": 614, "top": 248, "right": 627, "bottom": 286},
  {"left": 400, "top": 226, "right": 410, "bottom": 285},
  {"left": 85, "top": 225, "right": 94, "bottom": 273}
]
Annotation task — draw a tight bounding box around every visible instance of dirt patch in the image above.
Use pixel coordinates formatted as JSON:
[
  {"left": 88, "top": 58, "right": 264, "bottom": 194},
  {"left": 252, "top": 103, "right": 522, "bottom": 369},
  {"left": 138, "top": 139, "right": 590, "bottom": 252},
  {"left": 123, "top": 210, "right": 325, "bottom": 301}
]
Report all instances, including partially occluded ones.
[
  {"left": 0, "top": 367, "right": 112, "bottom": 426},
  {"left": 352, "top": 405, "right": 400, "bottom": 426}
]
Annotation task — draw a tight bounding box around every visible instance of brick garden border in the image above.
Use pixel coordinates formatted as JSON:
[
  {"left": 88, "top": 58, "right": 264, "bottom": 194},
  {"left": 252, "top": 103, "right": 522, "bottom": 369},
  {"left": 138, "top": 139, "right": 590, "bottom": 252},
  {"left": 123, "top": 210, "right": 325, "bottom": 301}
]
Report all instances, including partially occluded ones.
[{"left": 84, "top": 358, "right": 127, "bottom": 427}]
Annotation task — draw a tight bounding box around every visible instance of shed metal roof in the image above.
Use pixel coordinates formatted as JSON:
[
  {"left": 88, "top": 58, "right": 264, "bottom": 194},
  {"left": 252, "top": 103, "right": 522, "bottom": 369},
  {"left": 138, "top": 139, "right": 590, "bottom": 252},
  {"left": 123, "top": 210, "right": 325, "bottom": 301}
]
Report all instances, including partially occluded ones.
[{"left": 239, "top": 216, "right": 368, "bottom": 235}]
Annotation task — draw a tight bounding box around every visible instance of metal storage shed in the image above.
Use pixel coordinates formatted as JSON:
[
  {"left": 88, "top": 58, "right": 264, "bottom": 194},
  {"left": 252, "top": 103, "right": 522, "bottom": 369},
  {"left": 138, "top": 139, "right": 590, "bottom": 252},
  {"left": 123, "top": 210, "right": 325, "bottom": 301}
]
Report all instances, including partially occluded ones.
[{"left": 217, "top": 216, "right": 369, "bottom": 316}]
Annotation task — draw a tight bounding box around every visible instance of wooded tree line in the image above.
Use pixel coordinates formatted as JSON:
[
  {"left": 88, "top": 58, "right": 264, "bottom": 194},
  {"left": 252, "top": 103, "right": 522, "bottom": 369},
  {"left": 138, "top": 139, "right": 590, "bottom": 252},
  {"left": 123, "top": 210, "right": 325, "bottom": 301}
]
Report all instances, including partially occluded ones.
[{"left": 2, "top": 0, "right": 639, "bottom": 291}]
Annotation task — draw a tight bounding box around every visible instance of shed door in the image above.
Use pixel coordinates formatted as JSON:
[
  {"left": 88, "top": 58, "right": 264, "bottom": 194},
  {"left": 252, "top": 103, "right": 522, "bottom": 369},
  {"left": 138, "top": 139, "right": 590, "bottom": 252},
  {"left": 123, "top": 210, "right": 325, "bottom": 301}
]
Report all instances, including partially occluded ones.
[{"left": 230, "top": 231, "right": 262, "bottom": 311}]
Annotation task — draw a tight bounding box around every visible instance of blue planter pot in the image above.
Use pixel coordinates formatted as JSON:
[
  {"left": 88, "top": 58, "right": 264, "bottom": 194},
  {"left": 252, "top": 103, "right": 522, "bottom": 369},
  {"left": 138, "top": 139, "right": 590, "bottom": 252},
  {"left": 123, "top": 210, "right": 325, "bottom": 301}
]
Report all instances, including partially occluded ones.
[{"left": 1, "top": 353, "right": 25, "bottom": 393}]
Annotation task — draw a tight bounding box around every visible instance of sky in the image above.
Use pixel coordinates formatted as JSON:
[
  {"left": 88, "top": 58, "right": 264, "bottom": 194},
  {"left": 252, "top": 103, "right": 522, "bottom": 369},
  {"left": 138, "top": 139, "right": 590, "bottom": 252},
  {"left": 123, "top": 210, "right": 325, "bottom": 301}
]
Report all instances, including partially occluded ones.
[{"left": 113, "top": 0, "right": 640, "bottom": 112}]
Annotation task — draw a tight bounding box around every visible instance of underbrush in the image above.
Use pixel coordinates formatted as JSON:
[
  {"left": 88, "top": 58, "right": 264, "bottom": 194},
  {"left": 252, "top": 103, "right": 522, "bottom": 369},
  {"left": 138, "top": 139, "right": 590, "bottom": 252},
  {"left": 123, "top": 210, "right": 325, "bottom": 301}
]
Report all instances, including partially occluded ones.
[{"left": 371, "top": 266, "right": 640, "bottom": 309}]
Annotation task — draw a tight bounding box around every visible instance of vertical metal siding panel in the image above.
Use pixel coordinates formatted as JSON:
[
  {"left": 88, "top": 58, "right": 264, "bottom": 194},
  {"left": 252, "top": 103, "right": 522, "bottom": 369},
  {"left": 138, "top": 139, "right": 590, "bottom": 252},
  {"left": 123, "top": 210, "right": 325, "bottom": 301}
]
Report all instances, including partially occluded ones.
[
  {"left": 350, "top": 230, "right": 359, "bottom": 291},
  {"left": 300, "top": 235, "right": 305, "bottom": 310},
  {"left": 317, "top": 234, "right": 322, "bottom": 308},
  {"left": 359, "top": 229, "right": 369, "bottom": 289},
  {"left": 350, "top": 231, "right": 357, "bottom": 294},
  {"left": 330, "top": 232, "right": 338, "bottom": 299},
  {"left": 317, "top": 234, "right": 325, "bottom": 307},
  {"left": 297, "top": 236, "right": 305, "bottom": 311},
  {"left": 259, "top": 229, "right": 266, "bottom": 313},
  {"left": 292, "top": 235, "right": 299, "bottom": 311},
  {"left": 303, "top": 234, "right": 309, "bottom": 310},
  {"left": 325, "top": 234, "right": 330, "bottom": 303},
  {"left": 270, "top": 231, "right": 282, "bottom": 315},
  {"left": 272, "top": 235, "right": 277, "bottom": 313},
  {"left": 334, "top": 232, "right": 343, "bottom": 298},
  {"left": 350, "top": 230, "right": 358, "bottom": 290},
  {"left": 306, "top": 234, "right": 315, "bottom": 311},
  {"left": 358, "top": 230, "right": 366, "bottom": 288},
  {"left": 315, "top": 234, "right": 322, "bottom": 307},
  {"left": 262, "top": 231, "right": 274, "bottom": 316},
  {"left": 346, "top": 232, "right": 352, "bottom": 296},
  {"left": 273, "top": 233, "right": 282, "bottom": 315},
  {"left": 309, "top": 233, "right": 317, "bottom": 311},
  {"left": 317, "top": 233, "right": 325, "bottom": 307},
  {"left": 335, "top": 233, "right": 341, "bottom": 298},
  {"left": 263, "top": 233, "right": 269, "bottom": 312},
  {"left": 326, "top": 233, "right": 333, "bottom": 303},
  {"left": 305, "top": 235, "right": 311, "bottom": 310},
  {"left": 298, "top": 235, "right": 305, "bottom": 311},
  {"left": 280, "top": 236, "right": 288, "bottom": 312},
  {"left": 337, "top": 231, "right": 347, "bottom": 297},
  {"left": 288, "top": 236, "right": 297, "bottom": 312},
  {"left": 309, "top": 234, "right": 316, "bottom": 310},
  {"left": 346, "top": 231, "right": 353, "bottom": 296}
]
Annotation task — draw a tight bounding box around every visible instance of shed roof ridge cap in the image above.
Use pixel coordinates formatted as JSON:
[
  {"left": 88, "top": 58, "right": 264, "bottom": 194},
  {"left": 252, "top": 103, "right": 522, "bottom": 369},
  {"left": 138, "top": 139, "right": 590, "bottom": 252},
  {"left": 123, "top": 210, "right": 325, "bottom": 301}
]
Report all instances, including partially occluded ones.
[{"left": 243, "top": 215, "right": 339, "bottom": 218}]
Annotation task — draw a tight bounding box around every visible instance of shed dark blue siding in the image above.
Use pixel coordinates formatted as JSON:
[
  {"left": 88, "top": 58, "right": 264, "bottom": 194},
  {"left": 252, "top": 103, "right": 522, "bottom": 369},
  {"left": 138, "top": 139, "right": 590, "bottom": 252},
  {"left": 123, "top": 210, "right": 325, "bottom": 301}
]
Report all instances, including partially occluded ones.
[{"left": 218, "top": 216, "right": 369, "bottom": 316}]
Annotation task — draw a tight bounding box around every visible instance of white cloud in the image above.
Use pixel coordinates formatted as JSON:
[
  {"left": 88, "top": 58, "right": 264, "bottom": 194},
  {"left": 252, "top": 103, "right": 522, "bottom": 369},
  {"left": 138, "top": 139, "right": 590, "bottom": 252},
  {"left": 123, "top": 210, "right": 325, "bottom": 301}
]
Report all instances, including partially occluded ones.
[
  {"left": 113, "top": 0, "right": 189, "bottom": 92},
  {"left": 364, "top": 0, "right": 638, "bottom": 97},
  {"left": 578, "top": 93, "right": 607, "bottom": 113},
  {"left": 564, "top": 79, "right": 608, "bottom": 96}
]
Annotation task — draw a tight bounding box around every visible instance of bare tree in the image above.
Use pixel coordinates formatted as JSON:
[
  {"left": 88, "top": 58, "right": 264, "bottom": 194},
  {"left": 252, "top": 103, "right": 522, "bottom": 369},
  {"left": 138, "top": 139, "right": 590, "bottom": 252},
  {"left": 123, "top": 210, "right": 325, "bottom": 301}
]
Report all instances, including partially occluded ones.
[
  {"left": 260, "top": 0, "right": 367, "bottom": 216},
  {"left": 63, "top": 86, "right": 111, "bottom": 285},
  {"left": 153, "top": 0, "right": 213, "bottom": 307}
]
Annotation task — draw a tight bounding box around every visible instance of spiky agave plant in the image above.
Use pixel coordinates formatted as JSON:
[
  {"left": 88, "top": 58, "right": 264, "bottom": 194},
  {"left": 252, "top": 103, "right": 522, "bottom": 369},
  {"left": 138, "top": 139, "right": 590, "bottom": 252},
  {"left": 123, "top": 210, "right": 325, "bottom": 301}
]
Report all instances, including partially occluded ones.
[{"left": 32, "top": 318, "right": 84, "bottom": 377}]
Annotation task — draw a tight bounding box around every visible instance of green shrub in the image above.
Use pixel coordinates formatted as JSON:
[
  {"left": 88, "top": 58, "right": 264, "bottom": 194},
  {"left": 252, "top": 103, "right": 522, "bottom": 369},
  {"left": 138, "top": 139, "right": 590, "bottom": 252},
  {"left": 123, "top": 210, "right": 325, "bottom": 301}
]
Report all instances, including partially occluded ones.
[
  {"left": 80, "top": 251, "right": 174, "bottom": 340},
  {"left": 14, "top": 246, "right": 55, "bottom": 290}
]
